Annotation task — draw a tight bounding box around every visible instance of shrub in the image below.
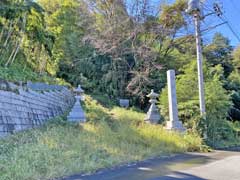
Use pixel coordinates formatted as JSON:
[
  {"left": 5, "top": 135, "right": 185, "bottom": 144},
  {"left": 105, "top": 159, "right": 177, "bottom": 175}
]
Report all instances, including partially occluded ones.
[{"left": 159, "top": 61, "right": 235, "bottom": 147}]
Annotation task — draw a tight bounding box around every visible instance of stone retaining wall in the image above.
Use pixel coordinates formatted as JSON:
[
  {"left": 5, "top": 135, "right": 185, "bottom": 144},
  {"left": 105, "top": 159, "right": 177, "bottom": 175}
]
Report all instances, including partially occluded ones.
[{"left": 0, "top": 82, "right": 75, "bottom": 137}]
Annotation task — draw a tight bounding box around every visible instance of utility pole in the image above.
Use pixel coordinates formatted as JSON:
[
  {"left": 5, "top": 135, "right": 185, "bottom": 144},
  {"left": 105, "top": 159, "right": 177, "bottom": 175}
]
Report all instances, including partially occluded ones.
[
  {"left": 186, "top": 0, "right": 206, "bottom": 116},
  {"left": 194, "top": 11, "right": 206, "bottom": 116}
]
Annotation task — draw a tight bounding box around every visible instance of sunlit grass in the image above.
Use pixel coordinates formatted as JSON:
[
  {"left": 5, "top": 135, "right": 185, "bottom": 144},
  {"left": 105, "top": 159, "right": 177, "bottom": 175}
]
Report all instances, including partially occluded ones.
[{"left": 0, "top": 96, "right": 203, "bottom": 180}]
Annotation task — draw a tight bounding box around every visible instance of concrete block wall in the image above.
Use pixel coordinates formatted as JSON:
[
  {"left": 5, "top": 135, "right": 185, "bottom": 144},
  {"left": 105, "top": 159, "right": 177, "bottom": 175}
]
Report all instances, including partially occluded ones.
[{"left": 0, "top": 82, "right": 75, "bottom": 137}]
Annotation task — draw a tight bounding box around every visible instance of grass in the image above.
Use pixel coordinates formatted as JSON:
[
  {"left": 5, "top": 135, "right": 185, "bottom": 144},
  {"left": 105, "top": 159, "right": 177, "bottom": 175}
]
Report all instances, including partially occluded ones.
[
  {"left": 0, "top": 96, "right": 204, "bottom": 180},
  {"left": 90, "top": 93, "right": 117, "bottom": 108}
]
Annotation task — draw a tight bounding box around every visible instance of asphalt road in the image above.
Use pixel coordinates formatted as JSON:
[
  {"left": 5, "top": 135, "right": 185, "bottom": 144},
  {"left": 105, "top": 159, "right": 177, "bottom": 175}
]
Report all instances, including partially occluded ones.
[{"left": 61, "top": 150, "right": 240, "bottom": 180}]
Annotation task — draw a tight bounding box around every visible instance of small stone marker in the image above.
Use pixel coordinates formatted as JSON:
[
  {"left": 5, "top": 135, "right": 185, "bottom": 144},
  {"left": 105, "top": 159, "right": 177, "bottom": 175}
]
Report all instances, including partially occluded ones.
[
  {"left": 145, "top": 89, "right": 161, "bottom": 124},
  {"left": 119, "top": 99, "right": 130, "bottom": 108},
  {"left": 67, "top": 85, "right": 86, "bottom": 123},
  {"left": 166, "top": 70, "right": 186, "bottom": 131}
]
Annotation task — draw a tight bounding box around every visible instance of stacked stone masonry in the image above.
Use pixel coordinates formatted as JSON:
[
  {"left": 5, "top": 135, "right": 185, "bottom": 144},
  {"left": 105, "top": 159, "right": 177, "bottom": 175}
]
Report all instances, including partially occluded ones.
[{"left": 0, "top": 82, "right": 75, "bottom": 137}]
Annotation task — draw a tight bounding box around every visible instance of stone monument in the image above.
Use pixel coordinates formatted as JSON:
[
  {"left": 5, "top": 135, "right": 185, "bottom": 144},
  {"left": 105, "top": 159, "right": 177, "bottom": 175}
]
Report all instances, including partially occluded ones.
[
  {"left": 119, "top": 99, "right": 130, "bottom": 108},
  {"left": 165, "top": 70, "right": 186, "bottom": 131},
  {"left": 145, "top": 89, "right": 161, "bottom": 124},
  {"left": 67, "top": 85, "right": 86, "bottom": 123}
]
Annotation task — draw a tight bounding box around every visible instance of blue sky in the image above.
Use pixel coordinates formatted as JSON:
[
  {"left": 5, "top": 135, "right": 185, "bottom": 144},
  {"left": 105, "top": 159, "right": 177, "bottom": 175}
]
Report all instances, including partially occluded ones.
[
  {"left": 203, "top": 0, "right": 240, "bottom": 46},
  {"left": 138, "top": 0, "right": 240, "bottom": 46},
  {"left": 178, "top": 0, "right": 240, "bottom": 46}
]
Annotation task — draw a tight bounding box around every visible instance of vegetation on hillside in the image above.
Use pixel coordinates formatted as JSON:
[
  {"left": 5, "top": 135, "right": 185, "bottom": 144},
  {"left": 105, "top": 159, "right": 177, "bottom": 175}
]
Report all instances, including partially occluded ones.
[{"left": 0, "top": 96, "right": 203, "bottom": 180}]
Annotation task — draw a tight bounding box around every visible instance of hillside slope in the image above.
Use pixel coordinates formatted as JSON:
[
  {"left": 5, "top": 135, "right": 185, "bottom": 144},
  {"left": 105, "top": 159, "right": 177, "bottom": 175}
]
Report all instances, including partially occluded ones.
[{"left": 0, "top": 96, "right": 203, "bottom": 180}]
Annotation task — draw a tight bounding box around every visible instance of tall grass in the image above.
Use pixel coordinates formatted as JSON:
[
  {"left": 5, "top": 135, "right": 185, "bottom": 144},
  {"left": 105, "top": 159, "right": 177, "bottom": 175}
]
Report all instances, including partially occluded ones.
[{"left": 0, "top": 96, "right": 203, "bottom": 180}]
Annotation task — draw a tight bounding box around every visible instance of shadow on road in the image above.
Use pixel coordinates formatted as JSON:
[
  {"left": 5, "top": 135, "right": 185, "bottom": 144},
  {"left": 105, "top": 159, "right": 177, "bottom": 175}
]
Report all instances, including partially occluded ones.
[
  {"left": 62, "top": 153, "right": 213, "bottom": 180},
  {"left": 149, "top": 172, "right": 205, "bottom": 180}
]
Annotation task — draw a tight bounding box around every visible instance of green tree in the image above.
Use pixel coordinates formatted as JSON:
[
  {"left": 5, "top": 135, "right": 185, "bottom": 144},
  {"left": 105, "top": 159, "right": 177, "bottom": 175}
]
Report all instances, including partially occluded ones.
[
  {"left": 228, "top": 45, "right": 240, "bottom": 120},
  {"left": 0, "top": 0, "right": 54, "bottom": 75},
  {"left": 204, "top": 33, "right": 233, "bottom": 77},
  {"left": 159, "top": 61, "right": 233, "bottom": 146}
]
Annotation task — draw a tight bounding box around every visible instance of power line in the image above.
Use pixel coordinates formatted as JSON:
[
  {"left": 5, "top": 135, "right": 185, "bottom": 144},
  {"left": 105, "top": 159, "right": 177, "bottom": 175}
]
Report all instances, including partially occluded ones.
[
  {"left": 201, "top": 21, "right": 227, "bottom": 33},
  {"left": 201, "top": 2, "right": 214, "bottom": 13},
  {"left": 203, "top": 1, "right": 240, "bottom": 43},
  {"left": 198, "top": 3, "right": 226, "bottom": 35},
  {"left": 218, "top": 15, "right": 240, "bottom": 43},
  {"left": 219, "top": 0, "right": 240, "bottom": 43}
]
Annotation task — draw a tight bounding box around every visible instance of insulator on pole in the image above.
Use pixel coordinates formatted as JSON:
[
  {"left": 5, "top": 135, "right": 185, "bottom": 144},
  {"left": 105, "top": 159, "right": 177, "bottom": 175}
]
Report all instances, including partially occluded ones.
[
  {"left": 186, "top": 0, "right": 200, "bottom": 13},
  {"left": 186, "top": 0, "right": 204, "bottom": 19}
]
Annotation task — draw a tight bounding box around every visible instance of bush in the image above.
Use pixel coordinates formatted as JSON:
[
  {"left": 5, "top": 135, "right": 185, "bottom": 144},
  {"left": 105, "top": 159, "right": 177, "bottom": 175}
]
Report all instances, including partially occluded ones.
[
  {"left": 0, "top": 64, "right": 70, "bottom": 85},
  {"left": 159, "top": 61, "right": 236, "bottom": 147}
]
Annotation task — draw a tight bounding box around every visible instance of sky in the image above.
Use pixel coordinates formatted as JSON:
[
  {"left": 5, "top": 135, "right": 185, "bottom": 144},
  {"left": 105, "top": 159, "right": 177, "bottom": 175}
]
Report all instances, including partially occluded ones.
[
  {"left": 137, "top": 0, "right": 240, "bottom": 46},
  {"left": 174, "top": 0, "right": 240, "bottom": 47},
  {"left": 203, "top": 0, "right": 240, "bottom": 46}
]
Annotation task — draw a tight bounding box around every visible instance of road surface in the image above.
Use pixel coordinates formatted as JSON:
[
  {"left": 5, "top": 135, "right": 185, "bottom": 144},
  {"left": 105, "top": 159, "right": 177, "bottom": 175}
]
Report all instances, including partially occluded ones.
[{"left": 61, "top": 150, "right": 240, "bottom": 180}]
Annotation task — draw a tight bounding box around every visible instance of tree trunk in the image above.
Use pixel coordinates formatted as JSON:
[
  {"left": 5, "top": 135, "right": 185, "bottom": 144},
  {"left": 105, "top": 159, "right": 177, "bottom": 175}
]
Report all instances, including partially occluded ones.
[
  {"left": 5, "top": 41, "right": 18, "bottom": 67},
  {"left": 6, "top": 14, "right": 26, "bottom": 66}
]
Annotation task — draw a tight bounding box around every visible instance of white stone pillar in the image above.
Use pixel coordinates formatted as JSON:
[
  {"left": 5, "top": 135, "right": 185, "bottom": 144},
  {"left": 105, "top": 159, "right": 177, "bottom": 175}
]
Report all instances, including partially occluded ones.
[{"left": 166, "top": 70, "right": 185, "bottom": 131}]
